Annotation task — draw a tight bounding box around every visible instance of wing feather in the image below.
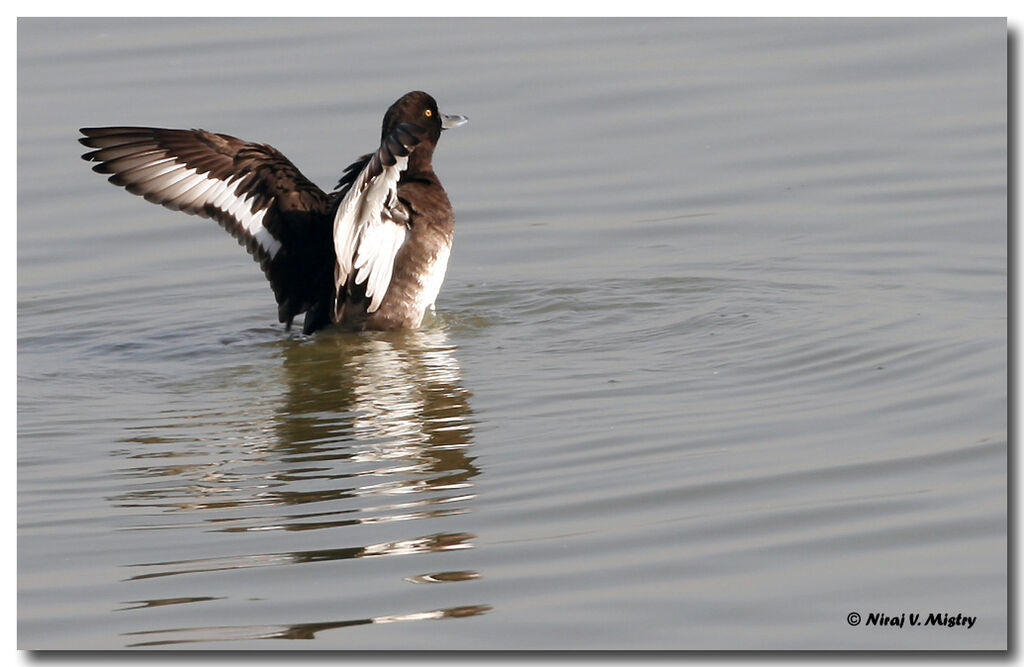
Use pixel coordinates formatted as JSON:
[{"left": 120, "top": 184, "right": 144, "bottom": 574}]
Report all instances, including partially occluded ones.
[
  {"left": 80, "top": 126, "right": 334, "bottom": 327},
  {"left": 333, "top": 122, "right": 426, "bottom": 315}
]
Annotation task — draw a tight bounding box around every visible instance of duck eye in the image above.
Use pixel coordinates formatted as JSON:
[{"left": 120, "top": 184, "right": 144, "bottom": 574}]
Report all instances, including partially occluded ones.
[{"left": 424, "top": 109, "right": 433, "bottom": 117}]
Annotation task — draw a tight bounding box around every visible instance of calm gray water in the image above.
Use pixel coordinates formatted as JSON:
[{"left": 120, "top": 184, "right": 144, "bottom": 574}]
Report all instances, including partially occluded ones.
[{"left": 18, "top": 18, "right": 1006, "bottom": 650}]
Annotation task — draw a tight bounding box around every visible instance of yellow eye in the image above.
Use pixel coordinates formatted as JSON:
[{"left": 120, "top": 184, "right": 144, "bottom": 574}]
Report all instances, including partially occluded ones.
[{"left": 424, "top": 109, "right": 433, "bottom": 117}]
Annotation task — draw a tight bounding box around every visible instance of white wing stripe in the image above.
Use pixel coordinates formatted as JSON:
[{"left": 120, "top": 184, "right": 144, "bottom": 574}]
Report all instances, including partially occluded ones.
[
  {"left": 124, "top": 158, "right": 184, "bottom": 185},
  {"left": 145, "top": 165, "right": 282, "bottom": 259},
  {"left": 370, "top": 226, "right": 407, "bottom": 306},
  {"left": 254, "top": 226, "right": 281, "bottom": 256},
  {"left": 201, "top": 179, "right": 228, "bottom": 208},
  {"left": 158, "top": 173, "right": 209, "bottom": 202},
  {"left": 173, "top": 176, "right": 219, "bottom": 206},
  {"left": 147, "top": 166, "right": 200, "bottom": 194},
  {"left": 226, "top": 193, "right": 248, "bottom": 220},
  {"left": 209, "top": 176, "right": 240, "bottom": 210},
  {"left": 333, "top": 153, "right": 410, "bottom": 313},
  {"left": 110, "top": 152, "right": 176, "bottom": 174},
  {"left": 88, "top": 139, "right": 287, "bottom": 261}
]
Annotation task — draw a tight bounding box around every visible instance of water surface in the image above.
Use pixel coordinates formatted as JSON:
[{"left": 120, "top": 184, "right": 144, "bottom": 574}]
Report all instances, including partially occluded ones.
[{"left": 18, "top": 18, "right": 1006, "bottom": 649}]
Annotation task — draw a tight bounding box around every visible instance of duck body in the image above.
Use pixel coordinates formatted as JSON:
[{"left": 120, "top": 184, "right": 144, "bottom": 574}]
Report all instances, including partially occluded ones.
[{"left": 79, "top": 91, "right": 467, "bottom": 334}]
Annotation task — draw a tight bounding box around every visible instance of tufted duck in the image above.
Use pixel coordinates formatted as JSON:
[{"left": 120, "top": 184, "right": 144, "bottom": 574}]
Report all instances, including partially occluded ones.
[{"left": 79, "top": 91, "right": 468, "bottom": 334}]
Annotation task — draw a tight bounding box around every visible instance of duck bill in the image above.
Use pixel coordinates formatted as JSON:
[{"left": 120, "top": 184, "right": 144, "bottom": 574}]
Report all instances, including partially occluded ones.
[{"left": 441, "top": 113, "right": 468, "bottom": 130}]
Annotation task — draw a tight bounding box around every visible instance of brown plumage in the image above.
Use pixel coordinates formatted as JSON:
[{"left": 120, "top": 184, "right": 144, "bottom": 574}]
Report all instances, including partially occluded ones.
[{"left": 79, "top": 91, "right": 467, "bottom": 334}]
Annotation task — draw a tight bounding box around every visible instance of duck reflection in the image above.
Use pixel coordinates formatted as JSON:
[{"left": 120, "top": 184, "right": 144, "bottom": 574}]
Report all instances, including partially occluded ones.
[
  {"left": 112, "top": 326, "right": 486, "bottom": 641},
  {"left": 273, "top": 327, "right": 478, "bottom": 501}
]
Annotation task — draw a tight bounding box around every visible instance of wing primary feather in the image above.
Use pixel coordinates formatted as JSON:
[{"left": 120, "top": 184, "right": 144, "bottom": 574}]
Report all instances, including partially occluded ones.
[{"left": 80, "top": 126, "right": 333, "bottom": 328}]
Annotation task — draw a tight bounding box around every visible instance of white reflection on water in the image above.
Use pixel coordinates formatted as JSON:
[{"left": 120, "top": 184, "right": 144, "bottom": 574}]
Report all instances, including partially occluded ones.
[
  {"left": 108, "top": 326, "right": 487, "bottom": 642},
  {"left": 122, "top": 604, "right": 492, "bottom": 647}
]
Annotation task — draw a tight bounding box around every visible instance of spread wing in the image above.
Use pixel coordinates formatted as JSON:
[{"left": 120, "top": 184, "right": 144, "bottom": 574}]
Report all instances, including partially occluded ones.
[
  {"left": 333, "top": 122, "right": 427, "bottom": 316},
  {"left": 79, "top": 127, "right": 335, "bottom": 329}
]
